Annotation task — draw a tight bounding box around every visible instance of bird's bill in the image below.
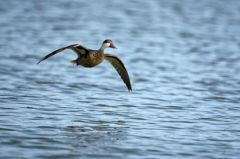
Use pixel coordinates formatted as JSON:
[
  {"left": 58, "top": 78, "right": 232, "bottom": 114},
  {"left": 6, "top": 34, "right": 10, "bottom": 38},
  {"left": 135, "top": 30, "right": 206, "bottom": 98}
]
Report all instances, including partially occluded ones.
[{"left": 110, "top": 43, "right": 117, "bottom": 49}]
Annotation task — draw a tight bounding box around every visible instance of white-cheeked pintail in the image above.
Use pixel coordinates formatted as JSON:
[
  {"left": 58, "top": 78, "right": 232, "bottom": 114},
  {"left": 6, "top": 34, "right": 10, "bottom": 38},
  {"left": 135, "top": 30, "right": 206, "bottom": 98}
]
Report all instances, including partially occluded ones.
[{"left": 38, "top": 39, "right": 132, "bottom": 91}]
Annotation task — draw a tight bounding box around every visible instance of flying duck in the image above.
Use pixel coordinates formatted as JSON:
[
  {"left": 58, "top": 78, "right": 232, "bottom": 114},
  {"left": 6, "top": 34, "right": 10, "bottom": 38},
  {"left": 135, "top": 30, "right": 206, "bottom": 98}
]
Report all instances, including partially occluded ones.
[{"left": 38, "top": 39, "right": 132, "bottom": 91}]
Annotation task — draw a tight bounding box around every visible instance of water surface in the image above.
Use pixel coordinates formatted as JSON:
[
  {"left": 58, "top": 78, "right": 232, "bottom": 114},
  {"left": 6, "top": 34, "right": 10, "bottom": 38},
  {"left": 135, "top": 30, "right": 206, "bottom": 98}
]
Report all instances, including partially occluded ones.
[{"left": 0, "top": 0, "right": 240, "bottom": 158}]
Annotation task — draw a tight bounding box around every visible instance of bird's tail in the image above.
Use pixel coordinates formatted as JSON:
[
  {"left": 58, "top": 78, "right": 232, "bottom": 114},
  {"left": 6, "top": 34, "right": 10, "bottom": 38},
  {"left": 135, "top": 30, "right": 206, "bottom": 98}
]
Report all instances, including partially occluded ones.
[{"left": 70, "top": 59, "right": 77, "bottom": 65}]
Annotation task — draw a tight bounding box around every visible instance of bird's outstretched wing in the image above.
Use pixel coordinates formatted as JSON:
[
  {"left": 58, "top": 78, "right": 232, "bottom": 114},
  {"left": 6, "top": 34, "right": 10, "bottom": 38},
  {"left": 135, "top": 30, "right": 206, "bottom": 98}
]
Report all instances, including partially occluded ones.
[
  {"left": 37, "top": 44, "right": 88, "bottom": 64},
  {"left": 104, "top": 54, "right": 132, "bottom": 91}
]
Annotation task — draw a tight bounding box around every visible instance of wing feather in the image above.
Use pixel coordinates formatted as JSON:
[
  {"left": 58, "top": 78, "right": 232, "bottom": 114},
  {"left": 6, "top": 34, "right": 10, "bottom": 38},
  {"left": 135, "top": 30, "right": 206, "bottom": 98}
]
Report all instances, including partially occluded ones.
[
  {"left": 37, "top": 44, "right": 88, "bottom": 64},
  {"left": 104, "top": 54, "right": 132, "bottom": 91}
]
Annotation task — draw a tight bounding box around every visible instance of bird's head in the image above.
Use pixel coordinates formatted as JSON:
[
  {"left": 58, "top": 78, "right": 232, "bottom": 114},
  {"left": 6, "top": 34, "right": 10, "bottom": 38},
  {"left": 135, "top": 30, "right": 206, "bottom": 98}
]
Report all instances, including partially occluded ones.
[{"left": 100, "top": 39, "right": 117, "bottom": 50}]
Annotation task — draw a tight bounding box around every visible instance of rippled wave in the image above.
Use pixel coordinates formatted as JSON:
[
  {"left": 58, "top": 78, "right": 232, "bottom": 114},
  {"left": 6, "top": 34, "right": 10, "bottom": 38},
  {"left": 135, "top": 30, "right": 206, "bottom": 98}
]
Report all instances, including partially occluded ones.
[{"left": 0, "top": 0, "right": 240, "bottom": 158}]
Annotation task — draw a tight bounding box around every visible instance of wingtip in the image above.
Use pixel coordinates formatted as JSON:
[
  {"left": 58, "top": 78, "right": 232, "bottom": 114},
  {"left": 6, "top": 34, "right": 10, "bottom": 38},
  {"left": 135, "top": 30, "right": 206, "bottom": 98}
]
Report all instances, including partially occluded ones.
[
  {"left": 128, "top": 86, "right": 132, "bottom": 92},
  {"left": 37, "top": 58, "right": 45, "bottom": 64}
]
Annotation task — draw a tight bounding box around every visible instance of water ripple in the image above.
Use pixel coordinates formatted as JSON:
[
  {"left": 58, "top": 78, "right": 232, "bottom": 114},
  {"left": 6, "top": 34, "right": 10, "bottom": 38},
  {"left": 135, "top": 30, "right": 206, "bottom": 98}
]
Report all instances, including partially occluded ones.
[{"left": 0, "top": 0, "right": 240, "bottom": 159}]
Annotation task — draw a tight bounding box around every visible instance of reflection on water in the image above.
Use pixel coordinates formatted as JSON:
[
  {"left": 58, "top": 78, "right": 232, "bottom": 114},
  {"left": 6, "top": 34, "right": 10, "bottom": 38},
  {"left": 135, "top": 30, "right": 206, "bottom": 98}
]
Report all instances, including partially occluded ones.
[{"left": 0, "top": 0, "right": 240, "bottom": 158}]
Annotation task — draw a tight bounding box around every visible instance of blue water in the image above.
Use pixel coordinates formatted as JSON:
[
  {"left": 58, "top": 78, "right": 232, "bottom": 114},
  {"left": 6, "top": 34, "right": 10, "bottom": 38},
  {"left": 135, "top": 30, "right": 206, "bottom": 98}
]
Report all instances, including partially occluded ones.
[{"left": 0, "top": 0, "right": 240, "bottom": 158}]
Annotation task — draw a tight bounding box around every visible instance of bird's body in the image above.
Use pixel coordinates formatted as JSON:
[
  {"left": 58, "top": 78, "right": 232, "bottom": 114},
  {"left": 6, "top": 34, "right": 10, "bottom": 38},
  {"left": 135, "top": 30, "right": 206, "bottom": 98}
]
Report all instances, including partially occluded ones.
[
  {"left": 38, "top": 40, "right": 132, "bottom": 91},
  {"left": 71, "top": 47, "right": 105, "bottom": 67}
]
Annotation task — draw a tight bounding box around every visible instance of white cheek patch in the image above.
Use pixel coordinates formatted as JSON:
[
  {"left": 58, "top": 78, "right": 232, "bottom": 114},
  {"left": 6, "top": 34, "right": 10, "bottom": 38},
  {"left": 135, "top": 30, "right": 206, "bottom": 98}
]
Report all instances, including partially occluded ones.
[
  {"left": 101, "top": 42, "right": 111, "bottom": 50},
  {"left": 103, "top": 43, "right": 110, "bottom": 48},
  {"left": 106, "top": 43, "right": 111, "bottom": 47}
]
